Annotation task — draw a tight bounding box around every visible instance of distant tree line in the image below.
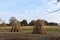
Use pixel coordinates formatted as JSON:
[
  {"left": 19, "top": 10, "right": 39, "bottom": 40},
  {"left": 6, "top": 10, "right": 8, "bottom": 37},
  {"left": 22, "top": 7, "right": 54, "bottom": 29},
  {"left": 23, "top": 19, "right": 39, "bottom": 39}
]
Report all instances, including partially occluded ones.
[
  {"left": 0, "top": 17, "right": 58, "bottom": 27},
  {"left": 45, "top": 21, "right": 58, "bottom": 26}
]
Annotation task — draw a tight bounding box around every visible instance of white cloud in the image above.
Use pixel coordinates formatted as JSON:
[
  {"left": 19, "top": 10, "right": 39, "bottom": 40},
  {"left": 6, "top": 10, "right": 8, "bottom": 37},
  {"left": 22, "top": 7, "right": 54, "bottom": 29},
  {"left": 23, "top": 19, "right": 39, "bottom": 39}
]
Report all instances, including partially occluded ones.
[
  {"left": 56, "top": 2, "right": 60, "bottom": 7},
  {"left": 0, "top": 0, "right": 60, "bottom": 23},
  {"left": 46, "top": 12, "right": 60, "bottom": 23},
  {"left": 25, "top": 10, "right": 29, "bottom": 13},
  {"left": 0, "top": 11, "right": 23, "bottom": 23}
]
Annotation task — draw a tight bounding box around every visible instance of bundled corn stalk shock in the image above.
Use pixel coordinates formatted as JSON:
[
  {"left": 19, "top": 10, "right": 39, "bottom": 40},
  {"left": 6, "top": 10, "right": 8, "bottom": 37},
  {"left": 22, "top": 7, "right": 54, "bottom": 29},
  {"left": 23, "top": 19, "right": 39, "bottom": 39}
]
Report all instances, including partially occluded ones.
[
  {"left": 11, "top": 20, "right": 22, "bottom": 32},
  {"left": 32, "top": 20, "right": 46, "bottom": 34}
]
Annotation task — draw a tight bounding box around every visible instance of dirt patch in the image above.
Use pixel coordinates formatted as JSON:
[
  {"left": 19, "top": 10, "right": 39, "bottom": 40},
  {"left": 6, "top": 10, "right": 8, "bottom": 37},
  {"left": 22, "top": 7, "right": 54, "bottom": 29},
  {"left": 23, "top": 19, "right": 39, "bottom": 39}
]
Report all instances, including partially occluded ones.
[{"left": 0, "top": 32, "right": 60, "bottom": 40}]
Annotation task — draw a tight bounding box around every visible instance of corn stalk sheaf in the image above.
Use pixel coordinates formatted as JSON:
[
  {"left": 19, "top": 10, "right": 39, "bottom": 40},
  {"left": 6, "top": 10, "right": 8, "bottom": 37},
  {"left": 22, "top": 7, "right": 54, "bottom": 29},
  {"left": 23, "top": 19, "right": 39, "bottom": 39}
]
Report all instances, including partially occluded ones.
[
  {"left": 32, "top": 20, "right": 46, "bottom": 34},
  {"left": 11, "top": 20, "right": 21, "bottom": 32}
]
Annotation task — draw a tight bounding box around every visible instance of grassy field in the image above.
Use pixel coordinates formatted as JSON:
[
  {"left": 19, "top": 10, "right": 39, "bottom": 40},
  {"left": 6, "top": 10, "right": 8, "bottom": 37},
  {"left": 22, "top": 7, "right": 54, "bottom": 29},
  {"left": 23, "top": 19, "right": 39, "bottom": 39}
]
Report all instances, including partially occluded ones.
[
  {"left": 0, "top": 26, "right": 60, "bottom": 40},
  {"left": 0, "top": 26, "right": 60, "bottom": 32}
]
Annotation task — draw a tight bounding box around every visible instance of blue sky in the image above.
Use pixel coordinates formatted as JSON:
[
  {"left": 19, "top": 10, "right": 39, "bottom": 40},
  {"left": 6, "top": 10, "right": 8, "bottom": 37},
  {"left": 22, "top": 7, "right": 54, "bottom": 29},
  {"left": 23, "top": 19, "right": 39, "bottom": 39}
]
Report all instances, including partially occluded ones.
[{"left": 0, "top": 0, "right": 60, "bottom": 23}]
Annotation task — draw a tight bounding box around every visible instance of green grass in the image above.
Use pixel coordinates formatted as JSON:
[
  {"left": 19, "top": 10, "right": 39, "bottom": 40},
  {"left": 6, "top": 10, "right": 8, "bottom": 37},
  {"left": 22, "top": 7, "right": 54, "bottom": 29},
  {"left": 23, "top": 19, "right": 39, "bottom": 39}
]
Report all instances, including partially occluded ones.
[
  {"left": 0, "top": 26, "right": 60, "bottom": 33},
  {"left": 45, "top": 26, "right": 60, "bottom": 32},
  {"left": 0, "top": 26, "right": 60, "bottom": 40},
  {"left": 22, "top": 26, "right": 60, "bottom": 33},
  {"left": 46, "top": 28, "right": 60, "bottom": 32}
]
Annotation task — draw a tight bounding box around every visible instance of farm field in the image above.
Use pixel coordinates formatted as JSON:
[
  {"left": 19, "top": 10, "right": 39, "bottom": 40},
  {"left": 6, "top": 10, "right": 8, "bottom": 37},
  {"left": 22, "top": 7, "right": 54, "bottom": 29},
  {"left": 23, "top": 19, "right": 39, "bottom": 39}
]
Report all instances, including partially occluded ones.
[
  {"left": 0, "top": 0, "right": 60, "bottom": 40},
  {"left": 0, "top": 26, "right": 60, "bottom": 40},
  {"left": 0, "top": 26, "right": 60, "bottom": 33}
]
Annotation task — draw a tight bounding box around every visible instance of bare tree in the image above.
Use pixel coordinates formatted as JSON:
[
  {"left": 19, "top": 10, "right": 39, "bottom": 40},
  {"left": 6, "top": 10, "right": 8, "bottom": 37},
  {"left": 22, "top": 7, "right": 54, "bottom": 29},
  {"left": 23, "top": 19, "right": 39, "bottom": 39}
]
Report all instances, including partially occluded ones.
[{"left": 47, "top": 0, "right": 60, "bottom": 13}]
